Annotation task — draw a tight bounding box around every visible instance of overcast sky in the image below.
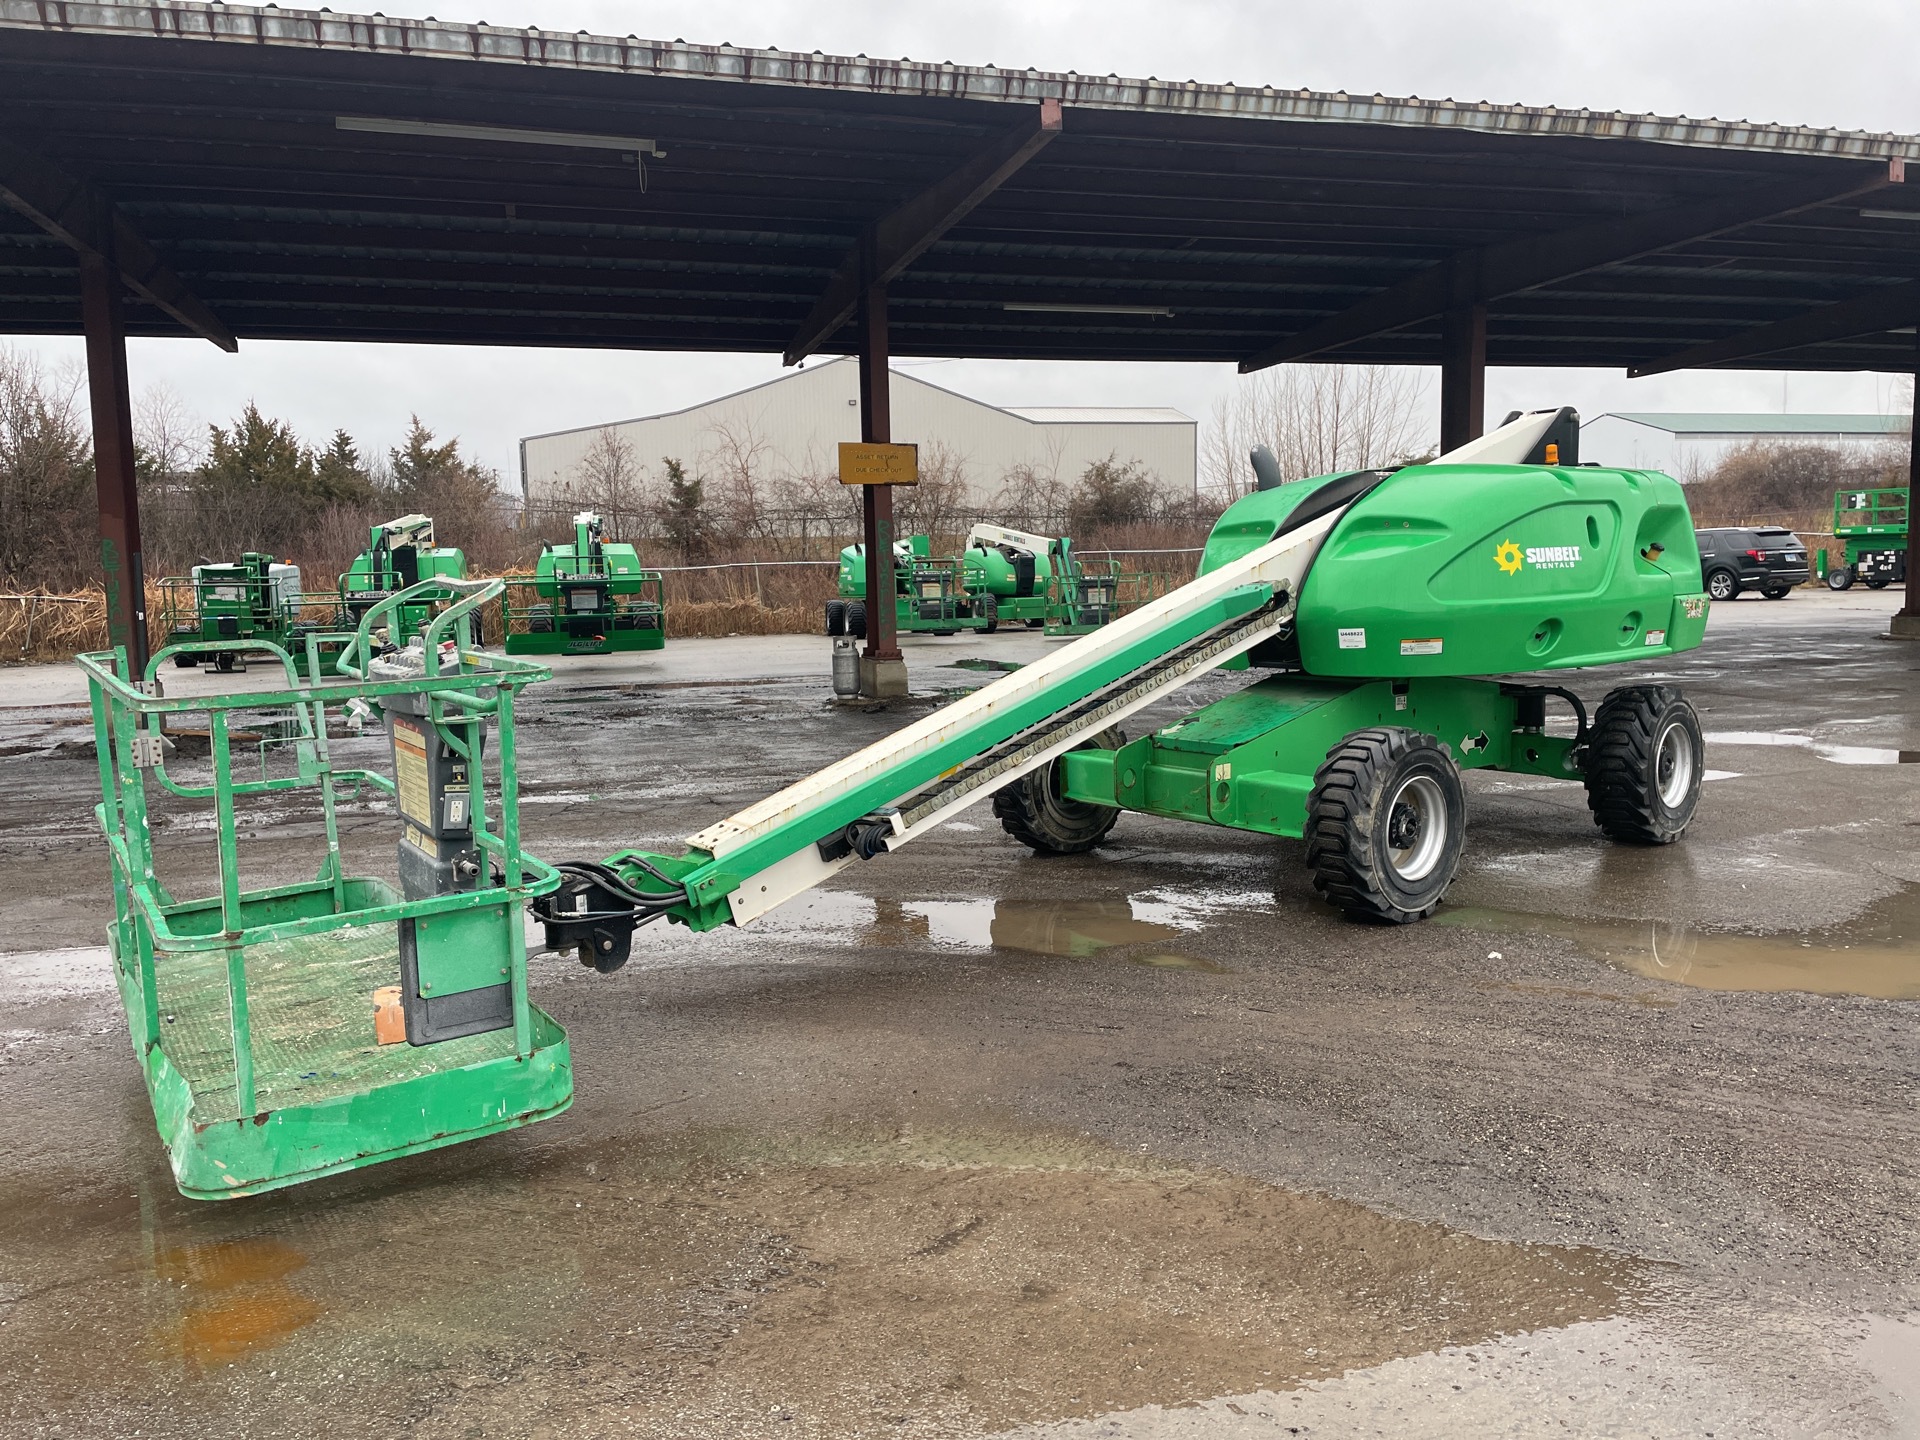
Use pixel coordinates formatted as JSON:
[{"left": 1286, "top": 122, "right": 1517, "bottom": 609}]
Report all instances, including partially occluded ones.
[{"left": 12, "top": 0, "right": 1920, "bottom": 480}]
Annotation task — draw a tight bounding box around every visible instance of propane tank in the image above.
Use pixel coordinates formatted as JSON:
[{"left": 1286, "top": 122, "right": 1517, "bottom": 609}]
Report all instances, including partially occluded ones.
[{"left": 830, "top": 636, "right": 860, "bottom": 697}]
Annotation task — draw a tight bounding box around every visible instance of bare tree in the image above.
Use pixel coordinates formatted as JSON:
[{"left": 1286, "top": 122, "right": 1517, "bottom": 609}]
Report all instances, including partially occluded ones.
[
  {"left": 570, "top": 428, "right": 650, "bottom": 539},
  {"left": 0, "top": 347, "right": 93, "bottom": 588},
  {"left": 892, "top": 438, "right": 972, "bottom": 541},
  {"left": 1203, "top": 364, "right": 1431, "bottom": 499},
  {"left": 701, "top": 408, "right": 778, "bottom": 544}
]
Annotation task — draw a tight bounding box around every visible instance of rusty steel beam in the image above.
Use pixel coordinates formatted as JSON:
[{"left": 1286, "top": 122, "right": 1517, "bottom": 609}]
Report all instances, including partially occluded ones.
[
  {"left": 857, "top": 264, "right": 902, "bottom": 674},
  {"left": 79, "top": 206, "right": 149, "bottom": 676},
  {"left": 784, "top": 99, "right": 1063, "bottom": 366},
  {"left": 1627, "top": 277, "right": 1920, "bottom": 377},
  {"left": 0, "top": 138, "right": 236, "bottom": 351},
  {"left": 1439, "top": 301, "right": 1487, "bottom": 453},
  {"left": 1238, "top": 159, "right": 1907, "bottom": 374}
]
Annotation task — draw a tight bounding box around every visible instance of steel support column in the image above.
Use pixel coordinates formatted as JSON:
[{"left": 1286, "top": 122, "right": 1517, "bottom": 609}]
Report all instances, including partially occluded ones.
[
  {"left": 79, "top": 213, "right": 147, "bottom": 676},
  {"left": 1439, "top": 302, "right": 1487, "bottom": 455},
  {"left": 1897, "top": 332, "right": 1920, "bottom": 632},
  {"left": 855, "top": 252, "right": 908, "bottom": 696}
]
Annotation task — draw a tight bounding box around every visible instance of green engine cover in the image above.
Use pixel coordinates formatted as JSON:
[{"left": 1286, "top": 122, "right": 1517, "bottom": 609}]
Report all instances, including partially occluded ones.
[{"left": 1202, "top": 462, "right": 1708, "bottom": 675}]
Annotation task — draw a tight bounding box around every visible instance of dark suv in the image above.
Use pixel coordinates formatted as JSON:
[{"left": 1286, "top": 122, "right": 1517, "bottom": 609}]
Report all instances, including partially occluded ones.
[{"left": 1694, "top": 526, "right": 1810, "bottom": 601}]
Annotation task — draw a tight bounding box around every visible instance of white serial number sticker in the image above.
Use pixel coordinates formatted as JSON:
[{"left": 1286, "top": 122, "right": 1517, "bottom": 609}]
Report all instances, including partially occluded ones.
[
  {"left": 1645, "top": 629, "right": 1667, "bottom": 646},
  {"left": 1337, "top": 627, "right": 1367, "bottom": 650},
  {"left": 1399, "top": 638, "right": 1443, "bottom": 656}
]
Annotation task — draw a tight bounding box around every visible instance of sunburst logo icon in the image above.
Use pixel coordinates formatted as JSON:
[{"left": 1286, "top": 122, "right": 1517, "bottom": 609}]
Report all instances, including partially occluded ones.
[{"left": 1494, "top": 540, "right": 1525, "bottom": 575}]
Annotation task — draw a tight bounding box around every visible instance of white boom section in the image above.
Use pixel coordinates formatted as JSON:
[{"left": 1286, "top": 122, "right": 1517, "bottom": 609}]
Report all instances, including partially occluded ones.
[
  {"left": 967, "top": 521, "right": 1059, "bottom": 554},
  {"left": 1431, "top": 408, "right": 1560, "bottom": 467},
  {"left": 691, "top": 504, "right": 1350, "bottom": 926}
]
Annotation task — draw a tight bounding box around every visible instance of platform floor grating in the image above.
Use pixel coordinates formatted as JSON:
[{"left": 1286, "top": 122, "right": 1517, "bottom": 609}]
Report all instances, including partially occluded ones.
[{"left": 153, "top": 923, "right": 516, "bottom": 1121}]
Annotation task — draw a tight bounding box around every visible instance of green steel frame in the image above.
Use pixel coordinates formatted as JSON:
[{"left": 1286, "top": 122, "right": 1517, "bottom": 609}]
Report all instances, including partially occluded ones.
[
  {"left": 499, "top": 573, "right": 667, "bottom": 655},
  {"left": 1060, "top": 675, "right": 1577, "bottom": 834},
  {"left": 82, "top": 578, "right": 569, "bottom": 1199},
  {"left": 1832, "top": 486, "right": 1910, "bottom": 566}
]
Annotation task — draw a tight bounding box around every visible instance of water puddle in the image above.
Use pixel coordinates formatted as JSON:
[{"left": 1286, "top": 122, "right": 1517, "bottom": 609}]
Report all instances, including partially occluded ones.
[
  {"left": 1439, "top": 884, "right": 1920, "bottom": 999},
  {"left": 0, "top": 1126, "right": 1638, "bottom": 1435},
  {"left": 0, "top": 945, "right": 115, "bottom": 1000},
  {"left": 944, "top": 657, "right": 1024, "bottom": 674},
  {"left": 1707, "top": 730, "right": 1920, "bottom": 765},
  {"left": 154, "top": 1238, "right": 321, "bottom": 1363}
]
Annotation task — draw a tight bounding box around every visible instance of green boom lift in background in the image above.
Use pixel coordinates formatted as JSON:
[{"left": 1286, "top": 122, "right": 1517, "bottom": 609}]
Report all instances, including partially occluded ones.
[
  {"left": 501, "top": 511, "right": 667, "bottom": 655},
  {"left": 157, "top": 552, "right": 315, "bottom": 672},
  {"left": 827, "top": 522, "right": 1157, "bottom": 638},
  {"left": 336, "top": 513, "right": 469, "bottom": 641},
  {"left": 86, "top": 407, "right": 1713, "bottom": 1198}
]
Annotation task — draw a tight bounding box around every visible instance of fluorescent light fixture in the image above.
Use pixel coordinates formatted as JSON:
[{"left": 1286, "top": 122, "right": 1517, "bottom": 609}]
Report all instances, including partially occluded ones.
[
  {"left": 1002, "top": 302, "right": 1174, "bottom": 317},
  {"left": 337, "top": 116, "right": 665, "bottom": 180},
  {"left": 1859, "top": 208, "right": 1920, "bottom": 221}
]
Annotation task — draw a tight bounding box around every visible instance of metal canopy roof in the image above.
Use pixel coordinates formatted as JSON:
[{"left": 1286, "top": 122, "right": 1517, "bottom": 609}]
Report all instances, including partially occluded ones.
[{"left": 3, "top": 1, "right": 1920, "bottom": 372}]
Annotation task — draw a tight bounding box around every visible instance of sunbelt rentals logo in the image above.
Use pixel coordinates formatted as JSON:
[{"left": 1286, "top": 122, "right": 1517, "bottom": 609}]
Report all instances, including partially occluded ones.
[{"left": 1494, "top": 539, "right": 1581, "bottom": 574}]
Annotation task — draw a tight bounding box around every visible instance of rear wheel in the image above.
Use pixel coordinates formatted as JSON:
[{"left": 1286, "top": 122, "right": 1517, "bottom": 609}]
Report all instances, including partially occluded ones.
[
  {"left": 1306, "top": 728, "right": 1465, "bottom": 924},
  {"left": 1826, "top": 565, "right": 1854, "bottom": 591},
  {"left": 1867, "top": 574, "right": 1891, "bottom": 590},
  {"left": 825, "top": 598, "right": 847, "bottom": 637},
  {"left": 993, "top": 726, "right": 1125, "bottom": 855},
  {"left": 845, "top": 600, "right": 867, "bottom": 640},
  {"left": 1584, "top": 685, "right": 1703, "bottom": 845},
  {"left": 1705, "top": 568, "right": 1739, "bottom": 602},
  {"left": 1762, "top": 586, "right": 1790, "bottom": 600},
  {"left": 977, "top": 594, "right": 999, "bottom": 634}
]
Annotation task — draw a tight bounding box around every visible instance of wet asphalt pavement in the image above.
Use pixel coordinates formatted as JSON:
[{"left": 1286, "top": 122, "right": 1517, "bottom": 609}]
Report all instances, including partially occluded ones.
[{"left": 0, "top": 587, "right": 1916, "bottom": 1439}]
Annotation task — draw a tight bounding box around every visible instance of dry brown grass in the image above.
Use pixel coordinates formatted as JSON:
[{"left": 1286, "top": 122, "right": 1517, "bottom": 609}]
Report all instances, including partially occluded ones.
[{"left": 3, "top": 525, "right": 1229, "bottom": 661}]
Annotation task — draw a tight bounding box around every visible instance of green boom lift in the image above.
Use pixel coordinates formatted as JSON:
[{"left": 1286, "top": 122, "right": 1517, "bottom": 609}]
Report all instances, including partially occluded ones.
[
  {"left": 337, "top": 513, "right": 468, "bottom": 641},
  {"left": 502, "top": 511, "right": 667, "bottom": 655},
  {"left": 1823, "top": 487, "right": 1909, "bottom": 590},
  {"left": 86, "top": 407, "right": 1712, "bottom": 1198},
  {"left": 157, "top": 552, "right": 314, "bottom": 672},
  {"left": 826, "top": 522, "right": 1145, "bottom": 638}
]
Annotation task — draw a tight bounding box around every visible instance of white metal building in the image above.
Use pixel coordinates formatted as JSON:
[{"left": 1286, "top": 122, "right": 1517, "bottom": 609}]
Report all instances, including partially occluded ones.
[
  {"left": 1578, "top": 412, "right": 1910, "bottom": 479},
  {"left": 520, "top": 358, "right": 1196, "bottom": 514}
]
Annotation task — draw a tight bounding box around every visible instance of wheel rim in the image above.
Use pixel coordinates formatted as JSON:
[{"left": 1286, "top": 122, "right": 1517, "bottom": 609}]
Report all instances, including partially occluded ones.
[
  {"left": 1709, "top": 573, "right": 1733, "bottom": 599},
  {"left": 1384, "top": 773, "right": 1448, "bottom": 883},
  {"left": 1655, "top": 720, "right": 1695, "bottom": 808}
]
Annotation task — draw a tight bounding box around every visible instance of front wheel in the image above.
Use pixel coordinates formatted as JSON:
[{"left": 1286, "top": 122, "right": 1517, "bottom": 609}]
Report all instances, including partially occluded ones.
[
  {"left": 1826, "top": 565, "right": 1855, "bottom": 591},
  {"left": 1306, "top": 728, "right": 1465, "bottom": 924},
  {"left": 1584, "top": 685, "right": 1703, "bottom": 845},
  {"left": 1762, "top": 586, "right": 1790, "bottom": 600},
  {"left": 1705, "top": 569, "right": 1739, "bottom": 602},
  {"left": 825, "top": 598, "right": 847, "bottom": 637},
  {"left": 1867, "top": 575, "right": 1892, "bottom": 590},
  {"left": 993, "top": 727, "right": 1125, "bottom": 855},
  {"left": 845, "top": 600, "right": 867, "bottom": 640},
  {"left": 977, "top": 594, "right": 999, "bottom": 634}
]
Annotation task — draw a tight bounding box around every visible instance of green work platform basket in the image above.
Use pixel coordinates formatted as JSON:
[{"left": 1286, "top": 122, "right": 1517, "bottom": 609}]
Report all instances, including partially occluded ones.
[{"left": 80, "top": 579, "right": 571, "bottom": 1199}]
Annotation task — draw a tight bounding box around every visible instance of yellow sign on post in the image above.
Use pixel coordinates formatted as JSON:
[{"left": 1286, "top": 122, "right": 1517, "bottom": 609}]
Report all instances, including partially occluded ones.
[{"left": 838, "top": 441, "right": 919, "bottom": 486}]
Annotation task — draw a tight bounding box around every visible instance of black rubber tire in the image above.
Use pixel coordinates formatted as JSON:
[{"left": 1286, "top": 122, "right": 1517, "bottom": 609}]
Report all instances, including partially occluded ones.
[
  {"left": 845, "top": 600, "right": 867, "bottom": 640},
  {"left": 825, "top": 599, "right": 847, "bottom": 637},
  {"left": 1705, "top": 568, "right": 1739, "bottom": 602},
  {"left": 1867, "top": 575, "right": 1891, "bottom": 590},
  {"left": 978, "top": 594, "right": 999, "bottom": 634},
  {"left": 1026, "top": 618, "right": 1046, "bottom": 629},
  {"left": 214, "top": 652, "right": 236, "bottom": 673},
  {"left": 1826, "top": 566, "right": 1854, "bottom": 591},
  {"left": 1305, "top": 728, "right": 1466, "bottom": 924},
  {"left": 1762, "top": 586, "right": 1790, "bottom": 600},
  {"left": 173, "top": 653, "right": 198, "bottom": 669},
  {"left": 993, "top": 726, "right": 1125, "bottom": 855},
  {"left": 1583, "top": 685, "right": 1703, "bottom": 845}
]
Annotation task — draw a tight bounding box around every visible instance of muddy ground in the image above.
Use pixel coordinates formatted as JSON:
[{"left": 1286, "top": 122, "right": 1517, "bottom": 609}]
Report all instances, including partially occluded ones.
[{"left": 0, "top": 587, "right": 1916, "bottom": 1439}]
